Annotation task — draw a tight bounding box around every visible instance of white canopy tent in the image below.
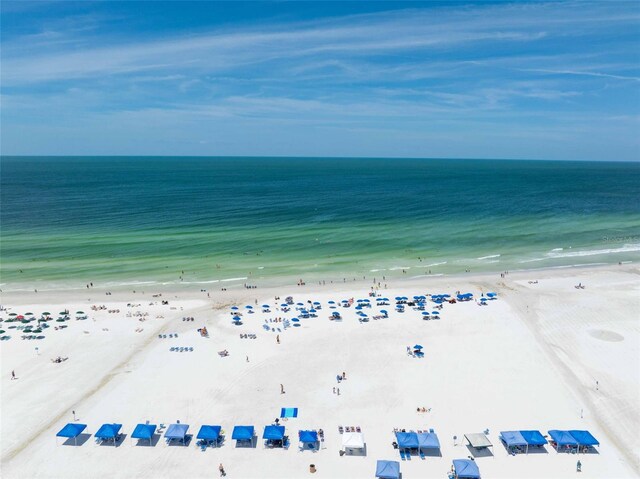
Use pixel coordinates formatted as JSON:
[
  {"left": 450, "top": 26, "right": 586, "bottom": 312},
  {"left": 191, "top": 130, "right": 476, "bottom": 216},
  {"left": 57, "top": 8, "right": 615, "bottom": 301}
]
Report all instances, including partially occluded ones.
[{"left": 342, "top": 432, "right": 365, "bottom": 455}]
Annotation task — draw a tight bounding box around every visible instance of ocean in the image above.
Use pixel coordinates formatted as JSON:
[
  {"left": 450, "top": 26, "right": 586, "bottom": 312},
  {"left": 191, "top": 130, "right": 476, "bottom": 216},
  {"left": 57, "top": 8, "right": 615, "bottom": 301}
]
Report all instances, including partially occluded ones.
[{"left": 1, "top": 157, "right": 639, "bottom": 291}]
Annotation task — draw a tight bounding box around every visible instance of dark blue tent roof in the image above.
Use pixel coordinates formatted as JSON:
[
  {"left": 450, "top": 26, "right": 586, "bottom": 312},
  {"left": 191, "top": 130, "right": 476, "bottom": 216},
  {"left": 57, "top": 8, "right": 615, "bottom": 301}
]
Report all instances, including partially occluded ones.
[
  {"left": 95, "top": 423, "right": 122, "bottom": 440},
  {"left": 395, "top": 432, "right": 419, "bottom": 448},
  {"left": 520, "top": 430, "right": 547, "bottom": 446},
  {"left": 299, "top": 430, "right": 318, "bottom": 443},
  {"left": 548, "top": 430, "right": 578, "bottom": 446},
  {"left": 232, "top": 425, "right": 254, "bottom": 440},
  {"left": 165, "top": 423, "right": 189, "bottom": 440},
  {"left": 569, "top": 430, "right": 599, "bottom": 446},
  {"left": 57, "top": 423, "right": 87, "bottom": 438},
  {"left": 263, "top": 425, "right": 285, "bottom": 440},
  {"left": 500, "top": 431, "right": 527, "bottom": 447},
  {"left": 131, "top": 424, "right": 156, "bottom": 440},
  {"left": 375, "top": 460, "right": 400, "bottom": 479},
  {"left": 417, "top": 432, "right": 440, "bottom": 449},
  {"left": 453, "top": 459, "right": 480, "bottom": 479},
  {"left": 197, "top": 425, "right": 221, "bottom": 440}
]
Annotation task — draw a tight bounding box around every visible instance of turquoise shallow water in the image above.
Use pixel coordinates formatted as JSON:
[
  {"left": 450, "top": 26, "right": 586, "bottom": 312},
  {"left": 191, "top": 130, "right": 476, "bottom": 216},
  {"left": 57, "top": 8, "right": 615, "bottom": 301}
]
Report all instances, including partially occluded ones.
[{"left": 1, "top": 157, "right": 639, "bottom": 290}]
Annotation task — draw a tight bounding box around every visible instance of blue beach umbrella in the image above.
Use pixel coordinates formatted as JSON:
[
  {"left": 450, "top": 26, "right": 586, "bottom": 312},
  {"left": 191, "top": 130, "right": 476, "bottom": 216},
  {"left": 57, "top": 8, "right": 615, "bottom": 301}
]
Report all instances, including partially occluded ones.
[
  {"left": 328, "top": 301, "right": 336, "bottom": 304},
  {"left": 422, "top": 311, "right": 429, "bottom": 315},
  {"left": 231, "top": 306, "right": 239, "bottom": 310},
  {"left": 487, "top": 292, "right": 497, "bottom": 298},
  {"left": 245, "top": 305, "right": 253, "bottom": 309},
  {"left": 380, "top": 310, "right": 388, "bottom": 314},
  {"left": 262, "top": 304, "right": 270, "bottom": 308},
  {"left": 291, "top": 318, "right": 300, "bottom": 322},
  {"left": 281, "top": 303, "right": 288, "bottom": 307},
  {"left": 413, "top": 345, "right": 423, "bottom": 350},
  {"left": 432, "top": 311, "right": 439, "bottom": 315}
]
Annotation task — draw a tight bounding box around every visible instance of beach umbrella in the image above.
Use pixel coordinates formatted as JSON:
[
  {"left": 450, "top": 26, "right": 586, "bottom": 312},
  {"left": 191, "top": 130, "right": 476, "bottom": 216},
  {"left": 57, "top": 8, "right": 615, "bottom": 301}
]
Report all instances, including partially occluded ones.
[
  {"left": 245, "top": 305, "right": 253, "bottom": 309},
  {"left": 297, "top": 302, "right": 304, "bottom": 306},
  {"left": 291, "top": 318, "right": 300, "bottom": 322},
  {"left": 9, "top": 313, "right": 17, "bottom": 317},
  {"left": 413, "top": 296, "right": 421, "bottom": 300},
  {"left": 42, "top": 312, "right": 50, "bottom": 315},
  {"left": 362, "top": 299, "right": 370, "bottom": 303},
  {"left": 413, "top": 345, "right": 423, "bottom": 350},
  {"left": 313, "top": 301, "right": 320, "bottom": 305},
  {"left": 232, "top": 316, "right": 241, "bottom": 322},
  {"left": 281, "top": 303, "right": 288, "bottom": 307},
  {"left": 380, "top": 310, "right": 388, "bottom": 314},
  {"left": 25, "top": 312, "right": 34, "bottom": 316},
  {"left": 76, "top": 311, "right": 85, "bottom": 315},
  {"left": 0, "top": 330, "right": 5, "bottom": 334},
  {"left": 328, "top": 301, "right": 335, "bottom": 304},
  {"left": 422, "top": 311, "right": 430, "bottom": 315},
  {"left": 231, "top": 306, "right": 239, "bottom": 310},
  {"left": 309, "top": 309, "right": 317, "bottom": 313},
  {"left": 395, "top": 297, "right": 402, "bottom": 301},
  {"left": 487, "top": 292, "right": 497, "bottom": 297},
  {"left": 262, "top": 304, "right": 270, "bottom": 308},
  {"left": 59, "top": 311, "right": 67, "bottom": 315}
]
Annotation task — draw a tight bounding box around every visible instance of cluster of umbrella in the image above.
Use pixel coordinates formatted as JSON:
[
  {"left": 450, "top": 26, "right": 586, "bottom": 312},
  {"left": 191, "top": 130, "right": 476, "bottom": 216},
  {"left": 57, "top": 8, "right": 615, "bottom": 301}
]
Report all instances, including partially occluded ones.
[
  {"left": 1, "top": 310, "right": 87, "bottom": 339},
  {"left": 456, "top": 293, "right": 474, "bottom": 301}
]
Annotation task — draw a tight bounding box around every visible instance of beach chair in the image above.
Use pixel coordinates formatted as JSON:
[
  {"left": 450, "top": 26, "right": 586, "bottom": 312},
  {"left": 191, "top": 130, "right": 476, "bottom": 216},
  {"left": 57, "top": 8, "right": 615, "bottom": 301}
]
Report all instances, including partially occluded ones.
[
  {"left": 419, "top": 449, "right": 425, "bottom": 460},
  {"left": 399, "top": 449, "right": 406, "bottom": 460},
  {"left": 405, "top": 448, "right": 412, "bottom": 460},
  {"left": 189, "top": 347, "right": 193, "bottom": 352},
  {"left": 169, "top": 333, "right": 174, "bottom": 338}
]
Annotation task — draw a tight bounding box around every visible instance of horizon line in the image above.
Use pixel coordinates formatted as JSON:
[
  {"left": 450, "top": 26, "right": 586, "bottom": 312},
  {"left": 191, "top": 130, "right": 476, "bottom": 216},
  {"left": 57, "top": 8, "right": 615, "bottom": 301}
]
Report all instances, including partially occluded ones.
[{"left": 1, "top": 155, "right": 638, "bottom": 163}]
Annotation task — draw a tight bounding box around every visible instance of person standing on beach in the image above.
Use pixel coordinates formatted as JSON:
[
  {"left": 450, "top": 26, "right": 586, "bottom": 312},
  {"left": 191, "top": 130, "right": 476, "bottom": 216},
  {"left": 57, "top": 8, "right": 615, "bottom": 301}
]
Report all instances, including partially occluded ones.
[
  {"left": 280, "top": 384, "right": 285, "bottom": 394},
  {"left": 219, "top": 463, "right": 226, "bottom": 476},
  {"left": 276, "top": 335, "right": 280, "bottom": 344},
  {"left": 11, "top": 370, "right": 16, "bottom": 380}
]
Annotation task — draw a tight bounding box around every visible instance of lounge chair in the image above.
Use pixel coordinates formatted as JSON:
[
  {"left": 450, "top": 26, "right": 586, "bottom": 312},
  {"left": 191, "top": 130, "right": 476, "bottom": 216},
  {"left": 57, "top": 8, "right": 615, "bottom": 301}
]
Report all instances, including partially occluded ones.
[
  {"left": 400, "top": 449, "right": 406, "bottom": 460},
  {"left": 419, "top": 449, "right": 425, "bottom": 460},
  {"left": 405, "top": 449, "right": 412, "bottom": 460}
]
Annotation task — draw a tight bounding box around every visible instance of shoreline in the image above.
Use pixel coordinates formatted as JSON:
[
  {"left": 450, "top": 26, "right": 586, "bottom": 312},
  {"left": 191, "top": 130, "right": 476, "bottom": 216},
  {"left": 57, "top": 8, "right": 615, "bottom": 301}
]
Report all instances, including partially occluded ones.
[{"left": 1, "top": 260, "right": 637, "bottom": 298}]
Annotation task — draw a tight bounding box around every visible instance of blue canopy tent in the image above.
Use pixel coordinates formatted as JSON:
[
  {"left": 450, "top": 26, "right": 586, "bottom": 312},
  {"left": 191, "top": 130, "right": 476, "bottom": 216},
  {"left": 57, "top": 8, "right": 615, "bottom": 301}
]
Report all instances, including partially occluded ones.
[
  {"left": 548, "top": 430, "right": 578, "bottom": 452},
  {"left": 417, "top": 432, "right": 441, "bottom": 455},
  {"left": 280, "top": 407, "right": 298, "bottom": 418},
  {"left": 298, "top": 430, "right": 318, "bottom": 450},
  {"left": 395, "top": 432, "right": 419, "bottom": 449},
  {"left": 56, "top": 423, "right": 87, "bottom": 446},
  {"left": 131, "top": 423, "right": 157, "bottom": 445},
  {"left": 569, "top": 430, "right": 599, "bottom": 449},
  {"left": 95, "top": 423, "right": 122, "bottom": 446},
  {"left": 165, "top": 423, "right": 189, "bottom": 445},
  {"left": 232, "top": 425, "right": 255, "bottom": 445},
  {"left": 453, "top": 459, "right": 480, "bottom": 478},
  {"left": 520, "top": 430, "right": 547, "bottom": 449},
  {"left": 499, "top": 431, "right": 528, "bottom": 453},
  {"left": 375, "top": 460, "right": 400, "bottom": 479},
  {"left": 263, "top": 425, "right": 286, "bottom": 447},
  {"left": 197, "top": 425, "right": 222, "bottom": 447}
]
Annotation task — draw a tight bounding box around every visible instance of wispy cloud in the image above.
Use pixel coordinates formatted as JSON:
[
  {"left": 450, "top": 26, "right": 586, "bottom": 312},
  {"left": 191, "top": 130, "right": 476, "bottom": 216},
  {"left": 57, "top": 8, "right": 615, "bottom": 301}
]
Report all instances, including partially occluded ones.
[{"left": 1, "top": 1, "right": 639, "bottom": 159}]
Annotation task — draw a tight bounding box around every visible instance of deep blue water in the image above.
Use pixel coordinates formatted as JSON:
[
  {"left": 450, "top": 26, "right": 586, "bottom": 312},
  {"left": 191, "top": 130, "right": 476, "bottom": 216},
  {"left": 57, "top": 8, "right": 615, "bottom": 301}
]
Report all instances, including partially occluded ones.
[{"left": 1, "top": 157, "right": 639, "bottom": 289}]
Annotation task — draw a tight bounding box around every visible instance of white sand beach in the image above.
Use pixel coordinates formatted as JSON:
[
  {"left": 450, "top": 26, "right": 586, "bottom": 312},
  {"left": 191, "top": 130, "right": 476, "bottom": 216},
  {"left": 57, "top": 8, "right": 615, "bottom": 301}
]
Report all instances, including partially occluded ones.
[{"left": 1, "top": 264, "right": 639, "bottom": 479}]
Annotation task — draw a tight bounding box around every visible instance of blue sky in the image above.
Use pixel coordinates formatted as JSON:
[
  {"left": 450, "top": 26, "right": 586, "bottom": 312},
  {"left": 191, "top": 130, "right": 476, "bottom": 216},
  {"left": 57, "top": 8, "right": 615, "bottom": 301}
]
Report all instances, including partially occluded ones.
[{"left": 1, "top": 1, "right": 639, "bottom": 160}]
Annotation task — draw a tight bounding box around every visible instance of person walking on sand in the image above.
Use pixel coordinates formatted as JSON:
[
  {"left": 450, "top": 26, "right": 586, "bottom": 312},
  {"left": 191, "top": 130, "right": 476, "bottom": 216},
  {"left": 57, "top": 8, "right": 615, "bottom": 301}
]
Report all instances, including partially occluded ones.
[
  {"left": 11, "top": 370, "right": 16, "bottom": 380},
  {"left": 280, "top": 384, "right": 285, "bottom": 394},
  {"left": 219, "top": 463, "right": 226, "bottom": 477},
  {"left": 276, "top": 335, "right": 280, "bottom": 344}
]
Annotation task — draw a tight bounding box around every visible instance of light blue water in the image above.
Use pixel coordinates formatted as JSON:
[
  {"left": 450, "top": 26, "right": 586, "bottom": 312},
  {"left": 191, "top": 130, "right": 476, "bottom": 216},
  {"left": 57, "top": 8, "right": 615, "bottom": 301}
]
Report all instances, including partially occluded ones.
[{"left": 1, "top": 157, "right": 639, "bottom": 290}]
